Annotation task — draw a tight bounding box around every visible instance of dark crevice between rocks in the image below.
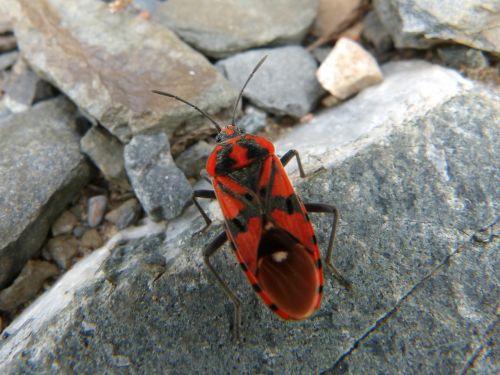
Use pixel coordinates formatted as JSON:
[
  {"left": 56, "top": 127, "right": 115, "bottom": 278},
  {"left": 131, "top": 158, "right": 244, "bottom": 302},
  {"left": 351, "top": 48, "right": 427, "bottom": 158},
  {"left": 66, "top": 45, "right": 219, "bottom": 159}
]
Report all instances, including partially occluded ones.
[{"left": 324, "top": 225, "right": 498, "bottom": 374}]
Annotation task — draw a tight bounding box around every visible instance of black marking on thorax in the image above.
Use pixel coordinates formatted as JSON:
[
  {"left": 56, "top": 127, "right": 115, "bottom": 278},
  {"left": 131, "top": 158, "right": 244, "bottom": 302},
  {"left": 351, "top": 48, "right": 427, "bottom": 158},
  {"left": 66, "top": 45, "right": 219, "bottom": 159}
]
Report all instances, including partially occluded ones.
[
  {"left": 215, "top": 144, "right": 235, "bottom": 175},
  {"left": 215, "top": 137, "right": 269, "bottom": 176}
]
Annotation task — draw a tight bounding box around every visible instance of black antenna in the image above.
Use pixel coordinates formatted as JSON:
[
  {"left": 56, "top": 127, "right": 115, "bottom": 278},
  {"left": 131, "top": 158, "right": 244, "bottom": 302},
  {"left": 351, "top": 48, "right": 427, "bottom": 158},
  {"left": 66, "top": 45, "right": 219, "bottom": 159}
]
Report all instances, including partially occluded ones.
[
  {"left": 152, "top": 90, "right": 222, "bottom": 132},
  {"left": 231, "top": 55, "right": 268, "bottom": 125}
]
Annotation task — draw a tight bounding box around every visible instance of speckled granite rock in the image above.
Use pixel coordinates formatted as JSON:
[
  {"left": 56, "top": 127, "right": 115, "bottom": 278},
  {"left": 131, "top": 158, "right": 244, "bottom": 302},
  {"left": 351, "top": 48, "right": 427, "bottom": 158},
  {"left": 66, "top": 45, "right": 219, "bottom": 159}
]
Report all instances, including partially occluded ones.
[
  {"left": 0, "top": 97, "right": 93, "bottom": 289},
  {"left": 0, "top": 62, "right": 497, "bottom": 373}
]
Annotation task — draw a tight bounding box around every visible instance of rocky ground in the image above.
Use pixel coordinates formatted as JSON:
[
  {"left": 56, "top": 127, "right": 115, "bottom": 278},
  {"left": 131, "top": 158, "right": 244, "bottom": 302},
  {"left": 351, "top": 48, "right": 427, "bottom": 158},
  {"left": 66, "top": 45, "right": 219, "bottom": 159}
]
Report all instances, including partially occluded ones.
[{"left": 0, "top": 0, "right": 498, "bottom": 374}]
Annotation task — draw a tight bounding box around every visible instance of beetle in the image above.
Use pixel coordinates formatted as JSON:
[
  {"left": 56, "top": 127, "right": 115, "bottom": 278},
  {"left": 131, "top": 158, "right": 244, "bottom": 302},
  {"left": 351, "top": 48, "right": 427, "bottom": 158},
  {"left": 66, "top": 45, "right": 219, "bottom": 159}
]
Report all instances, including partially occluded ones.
[{"left": 153, "top": 56, "right": 350, "bottom": 340}]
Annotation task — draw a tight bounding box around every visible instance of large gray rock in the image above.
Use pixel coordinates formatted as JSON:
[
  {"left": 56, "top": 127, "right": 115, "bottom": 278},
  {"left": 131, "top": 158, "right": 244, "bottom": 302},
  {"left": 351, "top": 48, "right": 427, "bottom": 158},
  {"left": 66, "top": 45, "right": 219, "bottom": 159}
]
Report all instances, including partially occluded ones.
[
  {"left": 124, "top": 134, "right": 192, "bottom": 221},
  {"left": 1, "top": 0, "right": 237, "bottom": 142},
  {"left": 217, "top": 46, "right": 324, "bottom": 117},
  {"left": 374, "top": 0, "right": 500, "bottom": 54},
  {"left": 0, "top": 62, "right": 498, "bottom": 373},
  {"left": 0, "top": 97, "right": 93, "bottom": 289},
  {"left": 154, "top": 0, "right": 319, "bottom": 58}
]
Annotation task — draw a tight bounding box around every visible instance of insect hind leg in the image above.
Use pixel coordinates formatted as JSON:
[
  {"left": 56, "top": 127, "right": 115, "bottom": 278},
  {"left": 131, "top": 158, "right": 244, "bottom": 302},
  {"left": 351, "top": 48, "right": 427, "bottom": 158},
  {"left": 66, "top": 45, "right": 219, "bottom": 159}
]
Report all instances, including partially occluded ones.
[
  {"left": 203, "top": 231, "right": 242, "bottom": 342},
  {"left": 304, "top": 203, "right": 352, "bottom": 290}
]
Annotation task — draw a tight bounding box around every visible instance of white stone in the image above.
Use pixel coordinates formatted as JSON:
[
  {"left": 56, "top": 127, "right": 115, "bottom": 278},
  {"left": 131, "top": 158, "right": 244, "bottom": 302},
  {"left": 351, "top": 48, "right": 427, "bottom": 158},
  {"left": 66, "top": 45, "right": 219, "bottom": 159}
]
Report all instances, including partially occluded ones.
[{"left": 316, "top": 37, "right": 383, "bottom": 100}]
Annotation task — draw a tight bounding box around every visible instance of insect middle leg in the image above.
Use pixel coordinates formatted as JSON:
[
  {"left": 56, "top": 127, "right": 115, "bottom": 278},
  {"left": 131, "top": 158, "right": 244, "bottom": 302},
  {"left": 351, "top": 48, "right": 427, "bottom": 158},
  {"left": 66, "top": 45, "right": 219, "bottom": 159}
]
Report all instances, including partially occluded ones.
[
  {"left": 192, "top": 190, "right": 216, "bottom": 232},
  {"left": 280, "top": 149, "right": 306, "bottom": 178},
  {"left": 304, "top": 203, "right": 352, "bottom": 290},
  {"left": 203, "top": 231, "right": 242, "bottom": 342}
]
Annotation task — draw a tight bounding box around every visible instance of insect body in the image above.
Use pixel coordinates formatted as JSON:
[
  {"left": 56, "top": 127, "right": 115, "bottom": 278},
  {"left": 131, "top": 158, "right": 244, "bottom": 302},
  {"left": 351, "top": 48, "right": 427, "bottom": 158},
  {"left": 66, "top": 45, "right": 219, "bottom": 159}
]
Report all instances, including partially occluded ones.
[{"left": 153, "top": 56, "right": 350, "bottom": 340}]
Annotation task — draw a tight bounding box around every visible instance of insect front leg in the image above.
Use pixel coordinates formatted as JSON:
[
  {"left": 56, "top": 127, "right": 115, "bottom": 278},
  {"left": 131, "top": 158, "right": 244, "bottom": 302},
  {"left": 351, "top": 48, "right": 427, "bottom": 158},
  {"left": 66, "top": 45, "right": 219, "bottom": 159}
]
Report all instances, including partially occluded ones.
[
  {"left": 280, "top": 149, "right": 306, "bottom": 178},
  {"left": 193, "top": 190, "right": 216, "bottom": 232},
  {"left": 304, "top": 203, "right": 352, "bottom": 290},
  {"left": 203, "top": 231, "right": 242, "bottom": 342}
]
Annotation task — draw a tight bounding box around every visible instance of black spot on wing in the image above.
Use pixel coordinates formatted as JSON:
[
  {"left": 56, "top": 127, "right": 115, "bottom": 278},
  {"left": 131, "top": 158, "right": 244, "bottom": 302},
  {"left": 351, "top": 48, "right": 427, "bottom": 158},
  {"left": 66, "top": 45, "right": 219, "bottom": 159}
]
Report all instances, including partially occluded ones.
[
  {"left": 231, "top": 217, "right": 246, "bottom": 232},
  {"left": 269, "top": 303, "right": 279, "bottom": 311},
  {"left": 286, "top": 196, "right": 294, "bottom": 214},
  {"left": 268, "top": 194, "right": 303, "bottom": 216},
  {"left": 252, "top": 283, "right": 262, "bottom": 293}
]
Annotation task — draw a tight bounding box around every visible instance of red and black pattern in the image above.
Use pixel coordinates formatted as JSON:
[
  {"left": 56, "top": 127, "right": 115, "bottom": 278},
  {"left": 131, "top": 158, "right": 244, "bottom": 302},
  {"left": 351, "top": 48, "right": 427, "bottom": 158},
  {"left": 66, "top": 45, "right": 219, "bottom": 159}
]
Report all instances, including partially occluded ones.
[
  {"left": 206, "top": 129, "right": 324, "bottom": 320},
  {"left": 153, "top": 56, "right": 348, "bottom": 340}
]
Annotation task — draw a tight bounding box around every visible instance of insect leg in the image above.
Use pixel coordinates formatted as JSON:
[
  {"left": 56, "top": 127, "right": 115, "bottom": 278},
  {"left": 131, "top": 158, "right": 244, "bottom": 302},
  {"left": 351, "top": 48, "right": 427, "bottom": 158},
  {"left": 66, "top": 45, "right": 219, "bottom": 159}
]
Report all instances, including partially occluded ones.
[
  {"left": 304, "top": 203, "right": 352, "bottom": 290},
  {"left": 280, "top": 149, "right": 306, "bottom": 178},
  {"left": 193, "top": 190, "right": 216, "bottom": 232},
  {"left": 203, "top": 231, "right": 242, "bottom": 341}
]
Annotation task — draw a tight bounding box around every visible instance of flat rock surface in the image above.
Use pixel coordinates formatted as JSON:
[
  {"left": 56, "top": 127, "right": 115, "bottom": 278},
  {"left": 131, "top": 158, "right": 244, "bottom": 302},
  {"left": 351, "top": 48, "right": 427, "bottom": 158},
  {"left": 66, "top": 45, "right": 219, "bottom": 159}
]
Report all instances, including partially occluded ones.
[
  {"left": 2, "top": 0, "right": 237, "bottom": 141},
  {"left": 217, "top": 46, "right": 324, "bottom": 117},
  {"left": 0, "top": 97, "right": 92, "bottom": 289},
  {"left": 0, "top": 62, "right": 498, "bottom": 373},
  {"left": 374, "top": 0, "right": 500, "bottom": 54},
  {"left": 154, "top": 0, "right": 319, "bottom": 58}
]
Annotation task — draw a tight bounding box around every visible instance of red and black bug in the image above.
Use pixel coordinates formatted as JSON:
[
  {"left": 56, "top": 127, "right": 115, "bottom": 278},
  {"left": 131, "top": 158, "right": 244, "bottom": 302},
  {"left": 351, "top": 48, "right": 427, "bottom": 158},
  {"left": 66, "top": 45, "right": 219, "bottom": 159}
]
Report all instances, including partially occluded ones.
[{"left": 153, "top": 56, "right": 350, "bottom": 340}]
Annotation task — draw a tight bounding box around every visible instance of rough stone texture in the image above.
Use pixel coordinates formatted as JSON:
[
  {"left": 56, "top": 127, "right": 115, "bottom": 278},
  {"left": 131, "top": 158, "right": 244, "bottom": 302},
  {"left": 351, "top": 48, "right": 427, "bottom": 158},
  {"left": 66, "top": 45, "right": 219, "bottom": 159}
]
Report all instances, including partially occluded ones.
[
  {"left": 217, "top": 46, "right": 324, "bottom": 117},
  {"left": 1, "top": 0, "right": 237, "bottom": 141},
  {"left": 0, "top": 35, "right": 16, "bottom": 53},
  {"left": 276, "top": 61, "right": 472, "bottom": 167},
  {"left": 46, "top": 235, "right": 78, "bottom": 270},
  {"left": 316, "top": 38, "right": 383, "bottom": 100},
  {"left": 154, "top": 0, "right": 319, "bottom": 58},
  {"left": 105, "top": 198, "right": 141, "bottom": 230},
  {"left": 87, "top": 195, "right": 108, "bottom": 228},
  {"left": 80, "top": 229, "right": 103, "bottom": 250},
  {"left": 0, "top": 62, "right": 497, "bottom": 373},
  {"left": 0, "top": 8, "right": 12, "bottom": 34},
  {"left": 80, "top": 126, "right": 130, "bottom": 190},
  {"left": 374, "top": 0, "right": 500, "bottom": 54},
  {"left": 51, "top": 210, "right": 79, "bottom": 237},
  {"left": 362, "top": 10, "right": 394, "bottom": 54},
  {"left": 0, "top": 97, "right": 93, "bottom": 289},
  {"left": 235, "top": 105, "right": 267, "bottom": 134},
  {"left": 437, "top": 45, "right": 490, "bottom": 70},
  {"left": 0, "top": 51, "right": 18, "bottom": 71},
  {"left": 312, "top": 0, "right": 365, "bottom": 37},
  {"left": 0, "top": 260, "right": 58, "bottom": 312},
  {"left": 175, "top": 140, "right": 213, "bottom": 179},
  {"left": 3, "top": 59, "right": 57, "bottom": 113},
  {"left": 124, "top": 133, "right": 192, "bottom": 221}
]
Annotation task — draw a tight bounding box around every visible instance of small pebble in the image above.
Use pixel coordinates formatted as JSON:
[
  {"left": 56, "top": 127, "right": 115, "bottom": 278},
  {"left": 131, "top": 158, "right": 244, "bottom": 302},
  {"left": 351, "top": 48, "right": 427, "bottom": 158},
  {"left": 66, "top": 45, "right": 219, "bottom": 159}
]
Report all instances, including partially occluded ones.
[
  {"left": 316, "top": 37, "right": 383, "bottom": 100},
  {"left": 47, "top": 235, "right": 79, "bottom": 269},
  {"left": 81, "top": 229, "right": 103, "bottom": 250},
  {"left": 0, "top": 260, "right": 58, "bottom": 312},
  {"left": 87, "top": 195, "right": 108, "bottom": 227},
  {"left": 51, "top": 210, "right": 79, "bottom": 236},
  {"left": 73, "top": 225, "right": 87, "bottom": 238},
  {"left": 105, "top": 198, "right": 141, "bottom": 230}
]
